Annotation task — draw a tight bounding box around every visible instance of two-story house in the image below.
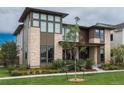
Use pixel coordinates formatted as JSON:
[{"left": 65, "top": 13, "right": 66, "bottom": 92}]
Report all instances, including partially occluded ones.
[{"left": 14, "top": 7, "right": 114, "bottom": 68}]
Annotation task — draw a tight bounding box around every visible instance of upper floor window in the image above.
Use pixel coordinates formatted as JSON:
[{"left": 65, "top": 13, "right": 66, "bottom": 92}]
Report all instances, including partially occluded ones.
[
  {"left": 48, "top": 15, "right": 54, "bottom": 21},
  {"left": 95, "top": 29, "right": 100, "bottom": 38},
  {"left": 111, "top": 34, "right": 113, "bottom": 41},
  {"left": 48, "top": 22, "right": 54, "bottom": 33},
  {"left": 55, "top": 16, "right": 61, "bottom": 22},
  {"left": 41, "top": 14, "right": 47, "bottom": 20},
  {"left": 40, "top": 21, "right": 46, "bottom": 32},
  {"left": 33, "top": 13, "right": 39, "bottom": 19},
  {"left": 95, "top": 29, "right": 104, "bottom": 42},
  {"left": 55, "top": 23, "right": 61, "bottom": 33},
  {"left": 32, "top": 20, "right": 39, "bottom": 27}
]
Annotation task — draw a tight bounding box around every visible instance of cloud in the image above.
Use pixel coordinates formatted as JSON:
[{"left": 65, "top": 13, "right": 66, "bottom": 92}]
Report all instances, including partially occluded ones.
[{"left": 0, "top": 7, "right": 124, "bottom": 33}]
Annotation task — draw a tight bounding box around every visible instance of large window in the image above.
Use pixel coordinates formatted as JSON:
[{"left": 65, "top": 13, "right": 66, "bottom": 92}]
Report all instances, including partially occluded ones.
[
  {"left": 95, "top": 29, "right": 104, "bottom": 42},
  {"left": 40, "top": 21, "right": 46, "bottom": 32},
  {"left": 48, "top": 22, "right": 54, "bottom": 33},
  {"left": 48, "top": 15, "right": 54, "bottom": 21},
  {"left": 41, "top": 45, "right": 47, "bottom": 63},
  {"left": 55, "top": 23, "right": 61, "bottom": 33},
  {"left": 100, "top": 30, "right": 104, "bottom": 42},
  {"left": 32, "top": 20, "right": 39, "bottom": 27},
  {"left": 33, "top": 13, "right": 39, "bottom": 19},
  {"left": 32, "top": 13, "right": 39, "bottom": 27},
  {"left": 40, "top": 45, "right": 54, "bottom": 63},
  {"left": 55, "top": 16, "right": 61, "bottom": 22},
  {"left": 48, "top": 45, "right": 54, "bottom": 63},
  {"left": 41, "top": 14, "right": 47, "bottom": 20},
  {"left": 32, "top": 12, "right": 62, "bottom": 33}
]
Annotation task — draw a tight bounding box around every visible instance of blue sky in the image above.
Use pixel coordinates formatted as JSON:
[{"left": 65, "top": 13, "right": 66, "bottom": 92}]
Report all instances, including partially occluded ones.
[{"left": 1, "top": 7, "right": 124, "bottom": 43}]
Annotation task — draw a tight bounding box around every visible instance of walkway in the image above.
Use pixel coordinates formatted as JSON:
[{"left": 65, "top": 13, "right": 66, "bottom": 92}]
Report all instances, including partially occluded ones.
[{"left": 0, "top": 69, "right": 124, "bottom": 80}]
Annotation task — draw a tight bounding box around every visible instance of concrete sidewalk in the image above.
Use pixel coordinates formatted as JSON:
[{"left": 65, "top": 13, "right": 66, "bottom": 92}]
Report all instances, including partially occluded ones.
[{"left": 0, "top": 69, "right": 124, "bottom": 80}]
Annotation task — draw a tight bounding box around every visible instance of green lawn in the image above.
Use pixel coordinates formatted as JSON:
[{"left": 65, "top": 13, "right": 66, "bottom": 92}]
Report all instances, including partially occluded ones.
[
  {"left": 0, "top": 71, "right": 124, "bottom": 85},
  {"left": 0, "top": 68, "right": 9, "bottom": 77}
]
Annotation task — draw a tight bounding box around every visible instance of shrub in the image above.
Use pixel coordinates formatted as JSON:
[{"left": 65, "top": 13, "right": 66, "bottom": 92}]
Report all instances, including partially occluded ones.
[
  {"left": 101, "top": 63, "right": 121, "bottom": 70},
  {"left": 10, "top": 70, "right": 27, "bottom": 76},
  {"left": 7, "top": 65, "right": 16, "bottom": 73},
  {"left": 18, "top": 65, "right": 27, "bottom": 70},
  {"left": 85, "top": 59, "right": 94, "bottom": 69},
  {"left": 52, "top": 59, "right": 65, "bottom": 69}
]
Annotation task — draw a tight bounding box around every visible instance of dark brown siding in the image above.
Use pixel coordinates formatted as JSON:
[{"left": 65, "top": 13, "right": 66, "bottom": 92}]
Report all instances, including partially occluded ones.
[{"left": 79, "top": 28, "right": 89, "bottom": 43}]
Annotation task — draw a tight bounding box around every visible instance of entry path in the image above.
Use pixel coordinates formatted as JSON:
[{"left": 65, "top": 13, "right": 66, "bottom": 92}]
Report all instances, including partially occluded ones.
[{"left": 0, "top": 69, "right": 124, "bottom": 80}]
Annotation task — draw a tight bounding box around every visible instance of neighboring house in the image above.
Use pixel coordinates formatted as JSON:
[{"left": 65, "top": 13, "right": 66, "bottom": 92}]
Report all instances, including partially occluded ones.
[
  {"left": 111, "top": 23, "right": 124, "bottom": 49},
  {"left": 13, "top": 7, "right": 114, "bottom": 68}
]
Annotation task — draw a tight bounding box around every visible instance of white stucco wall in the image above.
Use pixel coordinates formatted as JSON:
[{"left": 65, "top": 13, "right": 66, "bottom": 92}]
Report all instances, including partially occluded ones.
[{"left": 111, "top": 29, "right": 123, "bottom": 49}]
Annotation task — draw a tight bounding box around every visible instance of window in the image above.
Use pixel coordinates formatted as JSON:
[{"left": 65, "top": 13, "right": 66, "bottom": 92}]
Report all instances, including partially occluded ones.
[
  {"left": 48, "top": 15, "right": 54, "bottom": 21},
  {"left": 55, "top": 23, "right": 61, "bottom": 33},
  {"left": 48, "top": 45, "right": 54, "bottom": 63},
  {"left": 48, "top": 22, "right": 54, "bottom": 33},
  {"left": 66, "top": 28, "right": 71, "bottom": 41},
  {"left": 95, "top": 29, "right": 104, "bottom": 42},
  {"left": 100, "top": 47, "right": 104, "bottom": 62},
  {"left": 55, "top": 16, "right": 61, "bottom": 22},
  {"left": 40, "top": 21, "right": 46, "bottom": 32},
  {"left": 62, "top": 27, "right": 65, "bottom": 40},
  {"left": 95, "top": 29, "right": 100, "bottom": 38},
  {"left": 32, "top": 20, "right": 39, "bottom": 27},
  {"left": 40, "top": 45, "right": 47, "bottom": 63},
  {"left": 100, "top": 30, "right": 104, "bottom": 42},
  {"left": 33, "top": 13, "right": 39, "bottom": 19},
  {"left": 41, "top": 14, "right": 47, "bottom": 20},
  {"left": 111, "top": 34, "right": 113, "bottom": 41}
]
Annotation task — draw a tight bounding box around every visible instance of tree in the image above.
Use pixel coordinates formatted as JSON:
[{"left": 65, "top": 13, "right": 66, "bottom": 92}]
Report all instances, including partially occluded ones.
[
  {"left": 0, "top": 41, "right": 18, "bottom": 66},
  {"left": 67, "top": 16, "right": 86, "bottom": 80},
  {"left": 112, "top": 46, "right": 124, "bottom": 64}
]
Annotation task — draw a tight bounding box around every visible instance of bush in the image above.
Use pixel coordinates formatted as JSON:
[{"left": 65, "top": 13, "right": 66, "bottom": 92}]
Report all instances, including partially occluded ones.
[
  {"left": 85, "top": 59, "right": 94, "bottom": 69},
  {"left": 11, "top": 70, "right": 27, "bottom": 76},
  {"left": 52, "top": 59, "right": 65, "bottom": 69},
  {"left": 18, "top": 65, "right": 27, "bottom": 70},
  {"left": 101, "top": 63, "right": 121, "bottom": 70},
  {"left": 7, "top": 65, "right": 16, "bottom": 73}
]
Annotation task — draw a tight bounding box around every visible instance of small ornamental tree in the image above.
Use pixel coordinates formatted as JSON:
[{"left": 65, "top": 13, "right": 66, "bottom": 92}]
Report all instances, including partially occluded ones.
[
  {"left": 67, "top": 16, "right": 86, "bottom": 80},
  {"left": 0, "top": 41, "right": 18, "bottom": 66}
]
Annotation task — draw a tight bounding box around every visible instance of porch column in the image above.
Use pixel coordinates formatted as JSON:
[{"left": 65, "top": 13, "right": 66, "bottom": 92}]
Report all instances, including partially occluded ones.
[{"left": 89, "top": 47, "right": 98, "bottom": 65}]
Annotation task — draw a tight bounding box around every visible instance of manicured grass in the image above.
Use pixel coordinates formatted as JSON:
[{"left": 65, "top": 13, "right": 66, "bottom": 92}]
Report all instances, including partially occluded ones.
[
  {"left": 0, "top": 71, "right": 124, "bottom": 85},
  {"left": 0, "top": 68, "right": 9, "bottom": 77}
]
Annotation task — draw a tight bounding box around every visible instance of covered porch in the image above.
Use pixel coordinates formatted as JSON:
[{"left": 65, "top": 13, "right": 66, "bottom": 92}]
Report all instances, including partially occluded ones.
[{"left": 59, "top": 41, "right": 105, "bottom": 65}]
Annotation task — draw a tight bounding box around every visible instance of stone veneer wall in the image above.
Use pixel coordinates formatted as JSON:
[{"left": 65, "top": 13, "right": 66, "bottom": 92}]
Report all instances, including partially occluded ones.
[
  {"left": 28, "top": 27, "right": 40, "bottom": 68},
  {"left": 54, "top": 34, "right": 62, "bottom": 60},
  {"left": 89, "top": 47, "right": 98, "bottom": 65},
  {"left": 104, "top": 30, "right": 111, "bottom": 64}
]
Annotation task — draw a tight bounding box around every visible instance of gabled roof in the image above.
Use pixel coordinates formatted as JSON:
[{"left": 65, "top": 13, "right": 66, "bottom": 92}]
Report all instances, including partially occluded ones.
[{"left": 19, "top": 7, "right": 69, "bottom": 22}]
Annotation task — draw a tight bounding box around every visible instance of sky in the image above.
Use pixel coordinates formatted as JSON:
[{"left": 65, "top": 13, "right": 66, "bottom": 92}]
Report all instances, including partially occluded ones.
[{"left": 1, "top": 7, "right": 124, "bottom": 33}]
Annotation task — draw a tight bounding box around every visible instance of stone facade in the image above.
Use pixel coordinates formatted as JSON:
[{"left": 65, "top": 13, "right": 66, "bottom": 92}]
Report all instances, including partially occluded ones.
[
  {"left": 89, "top": 47, "right": 98, "bottom": 65},
  {"left": 28, "top": 27, "right": 40, "bottom": 68},
  {"left": 54, "top": 34, "right": 62, "bottom": 60},
  {"left": 104, "top": 29, "right": 111, "bottom": 64}
]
